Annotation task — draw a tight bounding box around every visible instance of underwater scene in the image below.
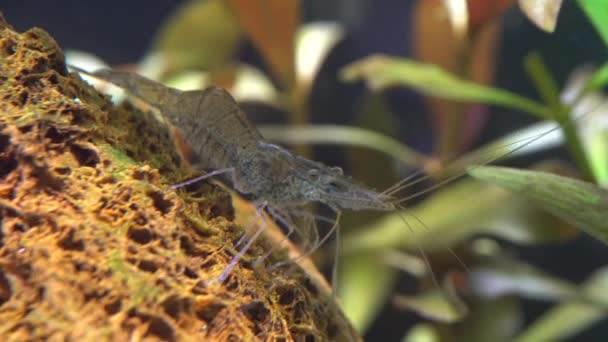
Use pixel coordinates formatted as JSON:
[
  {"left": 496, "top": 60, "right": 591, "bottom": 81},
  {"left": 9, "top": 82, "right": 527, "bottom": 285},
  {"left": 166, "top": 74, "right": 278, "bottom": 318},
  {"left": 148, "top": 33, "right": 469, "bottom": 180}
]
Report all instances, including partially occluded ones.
[{"left": 1, "top": 1, "right": 608, "bottom": 341}]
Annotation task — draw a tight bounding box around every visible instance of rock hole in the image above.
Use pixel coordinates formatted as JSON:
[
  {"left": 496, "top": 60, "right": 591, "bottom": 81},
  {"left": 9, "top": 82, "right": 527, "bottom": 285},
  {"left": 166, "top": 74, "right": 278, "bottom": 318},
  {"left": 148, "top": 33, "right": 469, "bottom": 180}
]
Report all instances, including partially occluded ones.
[
  {"left": 305, "top": 334, "right": 316, "bottom": 342},
  {"left": 44, "top": 126, "right": 66, "bottom": 144},
  {"left": 195, "top": 301, "right": 225, "bottom": 323},
  {"left": 53, "top": 166, "right": 71, "bottom": 176},
  {"left": 127, "top": 245, "right": 138, "bottom": 255},
  {"left": 57, "top": 228, "right": 85, "bottom": 251},
  {"left": 46, "top": 72, "right": 59, "bottom": 84},
  {"left": 127, "top": 226, "right": 153, "bottom": 245},
  {"left": 0, "top": 151, "right": 17, "bottom": 179},
  {"left": 132, "top": 169, "right": 147, "bottom": 181},
  {"left": 327, "top": 322, "right": 338, "bottom": 339},
  {"left": 146, "top": 316, "right": 175, "bottom": 342},
  {"left": 12, "top": 223, "right": 26, "bottom": 233},
  {"left": 179, "top": 236, "right": 195, "bottom": 256},
  {"left": 137, "top": 259, "right": 159, "bottom": 273},
  {"left": 0, "top": 133, "right": 10, "bottom": 154},
  {"left": 0, "top": 217, "right": 4, "bottom": 247},
  {"left": 293, "top": 302, "right": 305, "bottom": 324},
  {"left": 73, "top": 261, "right": 86, "bottom": 272},
  {"left": 199, "top": 257, "right": 217, "bottom": 269},
  {"left": 17, "top": 124, "right": 33, "bottom": 134},
  {"left": 241, "top": 301, "right": 269, "bottom": 334},
  {"left": 278, "top": 287, "right": 296, "bottom": 305},
  {"left": 30, "top": 56, "right": 49, "bottom": 74},
  {"left": 191, "top": 281, "right": 207, "bottom": 295},
  {"left": 1, "top": 39, "right": 15, "bottom": 56},
  {"left": 146, "top": 190, "right": 173, "bottom": 215},
  {"left": 70, "top": 108, "right": 86, "bottom": 125},
  {"left": 156, "top": 277, "right": 170, "bottom": 290},
  {"left": 70, "top": 143, "right": 99, "bottom": 167},
  {"left": 0, "top": 270, "right": 10, "bottom": 305},
  {"left": 133, "top": 213, "right": 147, "bottom": 226},
  {"left": 31, "top": 165, "right": 64, "bottom": 190},
  {"left": 104, "top": 298, "right": 122, "bottom": 315},
  {"left": 303, "top": 277, "right": 319, "bottom": 296},
  {"left": 161, "top": 295, "right": 188, "bottom": 320},
  {"left": 184, "top": 267, "right": 198, "bottom": 279},
  {"left": 18, "top": 90, "right": 28, "bottom": 106},
  {"left": 125, "top": 149, "right": 135, "bottom": 159}
]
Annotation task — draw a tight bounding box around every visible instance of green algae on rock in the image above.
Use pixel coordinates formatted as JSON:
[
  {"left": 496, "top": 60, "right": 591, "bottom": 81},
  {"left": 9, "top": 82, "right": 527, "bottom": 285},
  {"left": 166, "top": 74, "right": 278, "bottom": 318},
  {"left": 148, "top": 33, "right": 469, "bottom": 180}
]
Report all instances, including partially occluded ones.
[{"left": 0, "top": 12, "right": 359, "bottom": 341}]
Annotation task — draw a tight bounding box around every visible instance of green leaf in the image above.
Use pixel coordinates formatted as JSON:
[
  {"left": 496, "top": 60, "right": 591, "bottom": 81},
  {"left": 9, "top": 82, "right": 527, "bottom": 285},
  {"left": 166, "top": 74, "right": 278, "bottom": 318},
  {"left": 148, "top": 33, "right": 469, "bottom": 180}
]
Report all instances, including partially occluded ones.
[
  {"left": 469, "top": 255, "right": 579, "bottom": 301},
  {"left": 468, "top": 166, "right": 608, "bottom": 244},
  {"left": 341, "top": 165, "right": 577, "bottom": 254},
  {"left": 338, "top": 252, "right": 397, "bottom": 333},
  {"left": 524, "top": 53, "right": 595, "bottom": 181},
  {"left": 586, "top": 62, "right": 608, "bottom": 92},
  {"left": 392, "top": 273, "right": 468, "bottom": 323},
  {"left": 392, "top": 291, "right": 467, "bottom": 323},
  {"left": 578, "top": 0, "right": 608, "bottom": 48},
  {"left": 402, "top": 324, "right": 441, "bottom": 342},
  {"left": 455, "top": 297, "right": 522, "bottom": 342},
  {"left": 341, "top": 55, "right": 548, "bottom": 118},
  {"left": 514, "top": 267, "right": 608, "bottom": 342},
  {"left": 153, "top": 0, "right": 243, "bottom": 73}
]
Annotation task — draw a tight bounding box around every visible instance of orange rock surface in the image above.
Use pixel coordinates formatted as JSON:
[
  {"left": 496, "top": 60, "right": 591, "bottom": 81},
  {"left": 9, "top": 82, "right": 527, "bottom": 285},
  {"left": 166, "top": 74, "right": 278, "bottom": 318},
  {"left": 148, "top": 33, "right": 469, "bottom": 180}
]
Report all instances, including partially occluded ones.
[{"left": 0, "top": 13, "right": 358, "bottom": 341}]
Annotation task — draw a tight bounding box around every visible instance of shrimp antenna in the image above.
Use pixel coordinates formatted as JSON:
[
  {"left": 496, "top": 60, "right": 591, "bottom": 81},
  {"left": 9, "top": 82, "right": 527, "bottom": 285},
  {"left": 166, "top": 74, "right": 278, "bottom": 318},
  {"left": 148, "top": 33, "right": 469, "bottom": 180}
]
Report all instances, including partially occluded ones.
[{"left": 389, "top": 102, "right": 603, "bottom": 205}]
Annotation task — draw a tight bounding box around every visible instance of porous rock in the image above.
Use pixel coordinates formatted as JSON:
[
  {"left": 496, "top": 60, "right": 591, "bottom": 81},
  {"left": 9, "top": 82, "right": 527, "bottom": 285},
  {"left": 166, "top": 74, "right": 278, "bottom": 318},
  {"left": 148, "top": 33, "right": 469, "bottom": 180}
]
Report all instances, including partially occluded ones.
[{"left": 0, "top": 13, "right": 359, "bottom": 342}]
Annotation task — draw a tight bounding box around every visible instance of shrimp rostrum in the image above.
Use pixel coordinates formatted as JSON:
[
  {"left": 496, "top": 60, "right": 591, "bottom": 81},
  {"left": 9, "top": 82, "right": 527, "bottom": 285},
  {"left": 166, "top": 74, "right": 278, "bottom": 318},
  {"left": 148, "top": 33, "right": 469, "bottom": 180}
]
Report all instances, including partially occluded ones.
[{"left": 69, "top": 66, "right": 395, "bottom": 284}]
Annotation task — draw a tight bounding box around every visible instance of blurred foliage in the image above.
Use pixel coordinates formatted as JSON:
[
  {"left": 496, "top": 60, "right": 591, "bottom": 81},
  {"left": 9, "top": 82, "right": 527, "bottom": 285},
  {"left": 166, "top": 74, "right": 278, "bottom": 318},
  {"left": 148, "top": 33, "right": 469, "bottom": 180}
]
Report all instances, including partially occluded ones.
[
  {"left": 341, "top": 55, "right": 548, "bottom": 118},
  {"left": 518, "top": 0, "right": 563, "bottom": 32},
  {"left": 65, "top": 0, "right": 608, "bottom": 340},
  {"left": 469, "top": 166, "right": 608, "bottom": 242}
]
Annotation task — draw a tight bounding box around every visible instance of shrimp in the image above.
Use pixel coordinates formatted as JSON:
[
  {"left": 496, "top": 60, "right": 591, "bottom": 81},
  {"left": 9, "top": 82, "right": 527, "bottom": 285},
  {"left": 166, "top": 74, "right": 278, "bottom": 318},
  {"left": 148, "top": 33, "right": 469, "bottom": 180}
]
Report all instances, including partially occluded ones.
[{"left": 69, "top": 65, "right": 395, "bottom": 284}]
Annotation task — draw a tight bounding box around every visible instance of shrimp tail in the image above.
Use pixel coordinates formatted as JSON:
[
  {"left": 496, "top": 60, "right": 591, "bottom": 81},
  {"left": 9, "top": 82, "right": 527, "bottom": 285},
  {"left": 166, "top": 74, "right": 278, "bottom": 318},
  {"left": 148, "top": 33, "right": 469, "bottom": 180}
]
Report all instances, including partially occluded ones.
[{"left": 68, "top": 64, "right": 181, "bottom": 111}]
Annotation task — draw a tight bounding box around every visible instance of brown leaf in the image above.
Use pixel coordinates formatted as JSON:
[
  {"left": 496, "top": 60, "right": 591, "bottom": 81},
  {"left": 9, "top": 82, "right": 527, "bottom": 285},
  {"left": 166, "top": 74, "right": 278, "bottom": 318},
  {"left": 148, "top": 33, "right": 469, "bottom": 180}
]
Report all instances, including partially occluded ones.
[
  {"left": 412, "top": 0, "right": 504, "bottom": 157},
  {"left": 468, "top": 0, "right": 514, "bottom": 32},
  {"left": 225, "top": 0, "right": 299, "bottom": 88}
]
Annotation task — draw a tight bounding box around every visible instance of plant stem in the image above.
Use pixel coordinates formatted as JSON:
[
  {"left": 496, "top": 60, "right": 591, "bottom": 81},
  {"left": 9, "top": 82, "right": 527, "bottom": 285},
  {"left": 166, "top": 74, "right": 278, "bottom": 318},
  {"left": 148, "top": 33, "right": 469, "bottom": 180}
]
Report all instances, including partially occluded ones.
[{"left": 524, "top": 52, "right": 595, "bottom": 181}]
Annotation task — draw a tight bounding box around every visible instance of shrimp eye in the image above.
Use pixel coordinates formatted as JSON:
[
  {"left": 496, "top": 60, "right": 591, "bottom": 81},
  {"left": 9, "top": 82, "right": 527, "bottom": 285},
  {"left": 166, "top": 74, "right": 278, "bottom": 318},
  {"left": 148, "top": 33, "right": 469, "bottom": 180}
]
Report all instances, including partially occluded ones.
[
  {"left": 327, "top": 181, "right": 345, "bottom": 192},
  {"left": 307, "top": 169, "right": 320, "bottom": 181}
]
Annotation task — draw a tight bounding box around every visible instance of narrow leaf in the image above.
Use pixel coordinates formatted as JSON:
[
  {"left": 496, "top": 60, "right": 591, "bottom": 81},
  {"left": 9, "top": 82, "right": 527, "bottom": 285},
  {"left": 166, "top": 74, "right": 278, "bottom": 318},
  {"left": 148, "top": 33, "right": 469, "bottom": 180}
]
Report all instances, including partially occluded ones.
[
  {"left": 514, "top": 267, "right": 608, "bottom": 342},
  {"left": 468, "top": 166, "right": 608, "bottom": 244},
  {"left": 392, "top": 272, "right": 468, "bottom": 323},
  {"left": 586, "top": 62, "right": 608, "bottom": 92},
  {"left": 577, "top": 0, "right": 608, "bottom": 48},
  {"left": 342, "top": 172, "right": 575, "bottom": 254},
  {"left": 341, "top": 55, "right": 548, "bottom": 118},
  {"left": 392, "top": 292, "right": 467, "bottom": 323},
  {"left": 469, "top": 256, "right": 579, "bottom": 301}
]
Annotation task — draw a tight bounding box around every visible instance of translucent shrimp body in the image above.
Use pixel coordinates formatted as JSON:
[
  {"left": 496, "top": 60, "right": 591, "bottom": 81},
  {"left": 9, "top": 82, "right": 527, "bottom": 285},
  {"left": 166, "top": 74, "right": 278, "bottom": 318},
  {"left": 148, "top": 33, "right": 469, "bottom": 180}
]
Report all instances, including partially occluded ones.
[{"left": 70, "top": 66, "right": 394, "bottom": 283}]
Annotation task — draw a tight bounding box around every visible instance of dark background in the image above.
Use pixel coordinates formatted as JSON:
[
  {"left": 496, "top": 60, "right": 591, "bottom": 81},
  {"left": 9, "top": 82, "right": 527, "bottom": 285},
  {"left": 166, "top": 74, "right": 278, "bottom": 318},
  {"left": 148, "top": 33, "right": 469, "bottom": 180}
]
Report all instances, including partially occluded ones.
[{"left": 3, "top": 1, "right": 608, "bottom": 340}]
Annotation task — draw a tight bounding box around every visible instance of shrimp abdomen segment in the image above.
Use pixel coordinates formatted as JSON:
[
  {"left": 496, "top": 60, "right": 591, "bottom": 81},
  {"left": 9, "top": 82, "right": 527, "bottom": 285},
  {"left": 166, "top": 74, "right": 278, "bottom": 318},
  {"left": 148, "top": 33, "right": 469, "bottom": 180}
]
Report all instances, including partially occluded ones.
[{"left": 173, "top": 89, "right": 263, "bottom": 171}]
